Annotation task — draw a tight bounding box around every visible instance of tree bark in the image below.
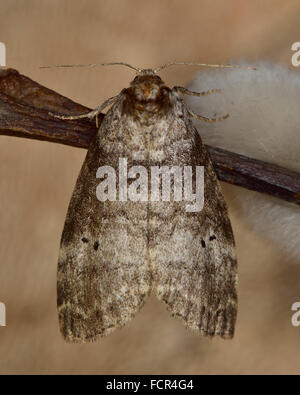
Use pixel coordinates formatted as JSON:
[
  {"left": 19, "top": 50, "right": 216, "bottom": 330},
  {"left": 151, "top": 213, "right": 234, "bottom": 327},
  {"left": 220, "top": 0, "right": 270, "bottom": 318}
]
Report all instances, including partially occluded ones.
[{"left": 0, "top": 68, "right": 299, "bottom": 205}]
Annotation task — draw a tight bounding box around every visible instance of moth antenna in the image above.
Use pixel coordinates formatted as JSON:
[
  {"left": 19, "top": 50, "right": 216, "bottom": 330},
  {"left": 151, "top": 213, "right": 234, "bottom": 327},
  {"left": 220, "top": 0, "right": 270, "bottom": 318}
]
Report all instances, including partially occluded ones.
[
  {"left": 154, "top": 61, "right": 256, "bottom": 73},
  {"left": 40, "top": 62, "right": 142, "bottom": 72}
]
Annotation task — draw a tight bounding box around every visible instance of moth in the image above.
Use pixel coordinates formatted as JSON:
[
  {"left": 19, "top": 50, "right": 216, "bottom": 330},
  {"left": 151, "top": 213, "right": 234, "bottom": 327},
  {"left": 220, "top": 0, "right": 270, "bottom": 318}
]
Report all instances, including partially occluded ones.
[{"left": 48, "top": 61, "right": 253, "bottom": 343}]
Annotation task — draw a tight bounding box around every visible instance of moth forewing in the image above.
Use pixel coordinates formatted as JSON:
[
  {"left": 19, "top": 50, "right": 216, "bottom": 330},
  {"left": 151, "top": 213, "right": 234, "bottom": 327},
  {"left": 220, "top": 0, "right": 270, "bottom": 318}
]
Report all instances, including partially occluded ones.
[
  {"left": 148, "top": 96, "right": 237, "bottom": 339},
  {"left": 57, "top": 97, "right": 152, "bottom": 343},
  {"left": 57, "top": 69, "right": 237, "bottom": 342}
]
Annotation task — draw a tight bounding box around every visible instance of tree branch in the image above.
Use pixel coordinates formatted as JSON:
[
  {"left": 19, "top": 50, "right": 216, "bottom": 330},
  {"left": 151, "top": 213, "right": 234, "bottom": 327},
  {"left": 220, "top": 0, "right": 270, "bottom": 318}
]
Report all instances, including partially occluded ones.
[{"left": 0, "top": 68, "right": 299, "bottom": 205}]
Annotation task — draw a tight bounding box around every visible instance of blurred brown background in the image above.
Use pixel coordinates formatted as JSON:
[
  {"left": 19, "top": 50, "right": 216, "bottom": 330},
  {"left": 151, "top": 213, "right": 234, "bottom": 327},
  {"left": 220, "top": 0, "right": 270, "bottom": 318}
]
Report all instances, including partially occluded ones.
[{"left": 1, "top": 0, "right": 300, "bottom": 374}]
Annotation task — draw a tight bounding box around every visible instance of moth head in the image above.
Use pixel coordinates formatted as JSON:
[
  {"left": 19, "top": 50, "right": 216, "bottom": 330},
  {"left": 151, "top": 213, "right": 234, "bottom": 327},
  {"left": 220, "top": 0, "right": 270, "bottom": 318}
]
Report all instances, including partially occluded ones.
[{"left": 130, "top": 70, "right": 165, "bottom": 101}]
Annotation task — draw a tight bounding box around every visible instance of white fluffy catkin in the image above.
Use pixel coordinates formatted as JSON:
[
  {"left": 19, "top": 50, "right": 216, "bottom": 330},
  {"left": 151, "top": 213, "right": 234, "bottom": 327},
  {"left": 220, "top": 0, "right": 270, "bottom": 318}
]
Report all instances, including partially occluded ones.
[{"left": 185, "top": 62, "right": 300, "bottom": 262}]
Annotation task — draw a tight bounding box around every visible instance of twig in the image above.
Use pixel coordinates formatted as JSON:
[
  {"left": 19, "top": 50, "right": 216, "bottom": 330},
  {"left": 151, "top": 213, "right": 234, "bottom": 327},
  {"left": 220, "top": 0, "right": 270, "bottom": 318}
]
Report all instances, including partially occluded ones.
[
  {"left": 0, "top": 68, "right": 299, "bottom": 205},
  {"left": 208, "top": 146, "right": 300, "bottom": 205}
]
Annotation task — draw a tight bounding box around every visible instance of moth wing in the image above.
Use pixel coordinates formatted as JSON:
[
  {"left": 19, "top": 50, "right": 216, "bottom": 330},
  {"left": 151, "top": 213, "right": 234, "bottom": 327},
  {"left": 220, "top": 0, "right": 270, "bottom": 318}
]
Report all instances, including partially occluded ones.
[
  {"left": 151, "top": 116, "right": 237, "bottom": 339},
  {"left": 57, "top": 112, "right": 150, "bottom": 343}
]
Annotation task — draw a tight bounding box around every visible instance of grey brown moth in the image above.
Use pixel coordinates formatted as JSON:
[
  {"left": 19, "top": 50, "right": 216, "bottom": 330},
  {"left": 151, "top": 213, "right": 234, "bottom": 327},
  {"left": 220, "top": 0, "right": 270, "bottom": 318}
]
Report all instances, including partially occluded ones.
[{"left": 49, "top": 61, "right": 253, "bottom": 343}]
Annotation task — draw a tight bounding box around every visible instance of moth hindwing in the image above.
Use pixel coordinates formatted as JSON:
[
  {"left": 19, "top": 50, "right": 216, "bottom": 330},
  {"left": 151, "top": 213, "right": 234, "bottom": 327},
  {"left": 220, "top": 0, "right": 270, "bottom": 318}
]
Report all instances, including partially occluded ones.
[{"left": 57, "top": 69, "right": 237, "bottom": 342}]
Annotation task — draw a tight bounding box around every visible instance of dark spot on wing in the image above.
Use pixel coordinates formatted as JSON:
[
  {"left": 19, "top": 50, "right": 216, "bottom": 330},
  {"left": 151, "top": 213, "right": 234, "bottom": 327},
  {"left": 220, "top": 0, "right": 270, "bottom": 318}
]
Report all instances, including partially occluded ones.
[
  {"left": 93, "top": 241, "right": 99, "bottom": 251},
  {"left": 81, "top": 237, "right": 89, "bottom": 243},
  {"left": 201, "top": 239, "right": 206, "bottom": 248},
  {"left": 209, "top": 235, "right": 216, "bottom": 241}
]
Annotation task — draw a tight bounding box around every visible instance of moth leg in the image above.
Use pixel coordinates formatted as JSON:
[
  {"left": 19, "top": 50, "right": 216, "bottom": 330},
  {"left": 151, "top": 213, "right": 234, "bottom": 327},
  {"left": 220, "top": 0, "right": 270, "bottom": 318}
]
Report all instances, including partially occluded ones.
[
  {"left": 173, "top": 86, "right": 221, "bottom": 96},
  {"left": 173, "top": 86, "right": 228, "bottom": 122},
  {"left": 48, "top": 94, "right": 120, "bottom": 121},
  {"left": 187, "top": 108, "right": 229, "bottom": 122}
]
